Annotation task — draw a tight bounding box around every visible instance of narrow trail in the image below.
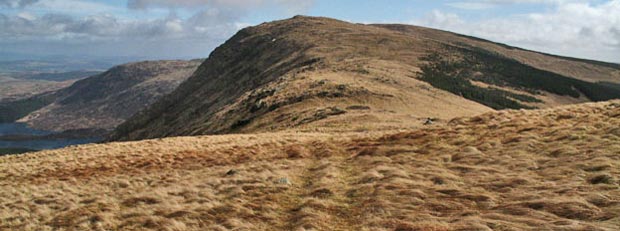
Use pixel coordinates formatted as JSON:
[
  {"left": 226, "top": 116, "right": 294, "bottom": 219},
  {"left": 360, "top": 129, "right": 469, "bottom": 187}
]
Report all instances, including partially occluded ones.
[
  {"left": 278, "top": 143, "right": 363, "bottom": 230},
  {"left": 329, "top": 155, "right": 364, "bottom": 230},
  {"left": 278, "top": 157, "right": 320, "bottom": 230}
]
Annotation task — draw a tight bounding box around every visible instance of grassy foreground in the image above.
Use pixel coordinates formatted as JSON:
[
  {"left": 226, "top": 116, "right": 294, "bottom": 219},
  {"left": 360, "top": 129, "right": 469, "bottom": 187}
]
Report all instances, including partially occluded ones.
[{"left": 1, "top": 101, "right": 619, "bottom": 230}]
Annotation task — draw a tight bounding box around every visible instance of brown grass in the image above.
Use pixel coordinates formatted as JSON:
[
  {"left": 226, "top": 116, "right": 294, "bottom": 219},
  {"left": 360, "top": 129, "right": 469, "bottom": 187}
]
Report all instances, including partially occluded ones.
[{"left": 1, "top": 100, "right": 620, "bottom": 230}]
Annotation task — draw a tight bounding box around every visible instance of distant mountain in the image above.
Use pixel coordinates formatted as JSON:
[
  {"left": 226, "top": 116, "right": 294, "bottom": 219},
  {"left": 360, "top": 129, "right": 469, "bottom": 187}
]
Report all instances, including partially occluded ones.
[
  {"left": 0, "top": 70, "right": 100, "bottom": 102},
  {"left": 108, "top": 16, "right": 620, "bottom": 141},
  {"left": 0, "top": 76, "right": 76, "bottom": 102},
  {"left": 15, "top": 70, "right": 102, "bottom": 82},
  {"left": 0, "top": 60, "right": 107, "bottom": 73},
  {"left": 0, "top": 60, "right": 202, "bottom": 134},
  {"left": 0, "top": 54, "right": 143, "bottom": 72},
  {"left": 0, "top": 57, "right": 120, "bottom": 102}
]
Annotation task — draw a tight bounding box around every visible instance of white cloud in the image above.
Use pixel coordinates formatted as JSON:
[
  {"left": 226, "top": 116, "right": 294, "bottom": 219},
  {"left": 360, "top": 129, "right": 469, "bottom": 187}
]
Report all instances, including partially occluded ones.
[
  {"left": 0, "top": 0, "right": 315, "bottom": 59},
  {"left": 421, "top": 10, "right": 464, "bottom": 28},
  {"left": 0, "top": 10, "right": 240, "bottom": 59},
  {"left": 0, "top": 0, "right": 38, "bottom": 8},
  {"left": 127, "top": 0, "right": 313, "bottom": 12},
  {"left": 16, "top": 11, "right": 35, "bottom": 20},
  {"left": 29, "top": 0, "right": 122, "bottom": 15},
  {"left": 416, "top": 1, "right": 620, "bottom": 62},
  {"left": 446, "top": 0, "right": 590, "bottom": 10},
  {"left": 0, "top": 10, "right": 239, "bottom": 40},
  {"left": 446, "top": 2, "right": 498, "bottom": 10}
]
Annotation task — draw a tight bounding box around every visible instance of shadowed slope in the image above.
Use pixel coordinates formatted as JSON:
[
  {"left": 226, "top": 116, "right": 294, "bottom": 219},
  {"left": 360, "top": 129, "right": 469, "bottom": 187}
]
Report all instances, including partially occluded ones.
[{"left": 14, "top": 60, "right": 201, "bottom": 132}]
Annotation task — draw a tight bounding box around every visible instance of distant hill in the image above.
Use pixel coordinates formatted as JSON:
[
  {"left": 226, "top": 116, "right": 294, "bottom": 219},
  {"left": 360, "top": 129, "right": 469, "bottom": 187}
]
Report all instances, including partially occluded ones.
[
  {"left": 0, "top": 56, "right": 140, "bottom": 73},
  {"left": 0, "top": 60, "right": 201, "bottom": 133},
  {"left": 0, "top": 70, "right": 99, "bottom": 103},
  {"left": 15, "top": 70, "right": 102, "bottom": 82},
  {"left": 109, "top": 16, "right": 620, "bottom": 141},
  {"left": 0, "top": 76, "right": 77, "bottom": 102}
]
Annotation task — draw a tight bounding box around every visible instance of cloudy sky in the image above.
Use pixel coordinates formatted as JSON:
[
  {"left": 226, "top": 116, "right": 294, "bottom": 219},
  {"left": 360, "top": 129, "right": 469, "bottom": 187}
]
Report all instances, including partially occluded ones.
[{"left": 1, "top": 0, "right": 619, "bottom": 62}]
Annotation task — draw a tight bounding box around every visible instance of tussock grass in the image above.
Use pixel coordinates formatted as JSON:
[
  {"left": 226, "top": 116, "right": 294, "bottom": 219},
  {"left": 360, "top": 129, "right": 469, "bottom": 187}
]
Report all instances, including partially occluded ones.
[{"left": 1, "top": 101, "right": 620, "bottom": 230}]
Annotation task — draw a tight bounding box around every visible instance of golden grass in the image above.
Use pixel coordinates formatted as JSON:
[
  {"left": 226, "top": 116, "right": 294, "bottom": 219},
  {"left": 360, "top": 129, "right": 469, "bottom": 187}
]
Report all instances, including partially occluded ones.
[{"left": 1, "top": 100, "right": 620, "bottom": 230}]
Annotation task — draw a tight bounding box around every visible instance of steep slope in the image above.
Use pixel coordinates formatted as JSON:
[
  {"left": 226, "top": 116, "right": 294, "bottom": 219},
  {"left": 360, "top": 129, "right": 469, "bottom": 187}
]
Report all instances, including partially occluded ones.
[
  {"left": 109, "top": 16, "right": 620, "bottom": 141},
  {"left": 2, "top": 100, "right": 619, "bottom": 230},
  {"left": 0, "top": 91, "right": 57, "bottom": 123},
  {"left": 13, "top": 60, "right": 201, "bottom": 132}
]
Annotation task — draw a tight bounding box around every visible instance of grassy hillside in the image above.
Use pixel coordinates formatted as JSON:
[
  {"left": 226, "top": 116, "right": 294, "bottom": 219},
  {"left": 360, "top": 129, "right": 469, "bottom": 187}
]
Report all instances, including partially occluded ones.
[
  {"left": 375, "top": 24, "right": 620, "bottom": 84},
  {"left": 2, "top": 100, "right": 619, "bottom": 230},
  {"left": 110, "top": 16, "right": 620, "bottom": 141},
  {"left": 600, "top": 82, "right": 620, "bottom": 91},
  {"left": 452, "top": 33, "right": 620, "bottom": 69},
  {"left": 418, "top": 45, "right": 620, "bottom": 109}
]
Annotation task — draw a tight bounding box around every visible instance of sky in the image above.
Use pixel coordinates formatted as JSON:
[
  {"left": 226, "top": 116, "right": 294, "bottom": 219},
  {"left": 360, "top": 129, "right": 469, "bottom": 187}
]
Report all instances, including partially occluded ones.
[{"left": 0, "top": 0, "right": 619, "bottom": 63}]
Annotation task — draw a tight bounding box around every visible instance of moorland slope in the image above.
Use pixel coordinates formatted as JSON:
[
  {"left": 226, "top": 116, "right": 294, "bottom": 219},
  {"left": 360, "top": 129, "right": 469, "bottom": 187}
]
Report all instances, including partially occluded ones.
[
  {"left": 1, "top": 100, "right": 619, "bottom": 230},
  {"left": 110, "top": 16, "right": 620, "bottom": 141}
]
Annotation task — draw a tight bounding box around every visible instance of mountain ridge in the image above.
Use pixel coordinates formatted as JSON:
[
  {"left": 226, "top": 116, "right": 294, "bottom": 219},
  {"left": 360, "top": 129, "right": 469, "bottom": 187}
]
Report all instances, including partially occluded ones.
[
  {"left": 373, "top": 23, "right": 620, "bottom": 83},
  {"left": 109, "top": 16, "right": 620, "bottom": 141}
]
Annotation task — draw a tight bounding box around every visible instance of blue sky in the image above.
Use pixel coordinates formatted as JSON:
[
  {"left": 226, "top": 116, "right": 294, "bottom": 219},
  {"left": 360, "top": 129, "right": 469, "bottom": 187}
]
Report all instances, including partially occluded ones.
[{"left": 1, "top": 0, "right": 619, "bottom": 62}]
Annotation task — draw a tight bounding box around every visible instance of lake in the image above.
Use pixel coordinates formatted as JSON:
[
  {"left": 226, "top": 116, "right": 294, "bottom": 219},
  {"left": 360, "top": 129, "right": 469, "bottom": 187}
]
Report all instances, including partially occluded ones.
[{"left": 0, "top": 123, "right": 100, "bottom": 151}]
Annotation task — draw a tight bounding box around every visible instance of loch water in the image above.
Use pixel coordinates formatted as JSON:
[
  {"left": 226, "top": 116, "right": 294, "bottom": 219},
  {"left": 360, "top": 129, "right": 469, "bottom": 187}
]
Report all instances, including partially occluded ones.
[{"left": 0, "top": 123, "right": 99, "bottom": 151}]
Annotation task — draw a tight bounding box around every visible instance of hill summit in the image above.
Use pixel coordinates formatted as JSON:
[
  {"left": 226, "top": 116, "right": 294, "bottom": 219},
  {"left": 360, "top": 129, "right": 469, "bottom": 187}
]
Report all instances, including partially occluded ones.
[{"left": 109, "top": 16, "right": 620, "bottom": 141}]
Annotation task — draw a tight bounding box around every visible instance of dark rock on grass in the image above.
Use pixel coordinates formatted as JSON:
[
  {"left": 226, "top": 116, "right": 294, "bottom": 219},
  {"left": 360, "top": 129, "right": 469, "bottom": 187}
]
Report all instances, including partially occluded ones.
[
  {"left": 588, "top": 174, "right": 616, "bottom": 185},
  {"left": 226, "top": 169, "right": 238, "bottom": 176},
  {"left": 310, "top": 188, "right": 334, "bottom": 198},
  {"left": 346, "top": 105, "right": 371, "bottom": 110}
]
